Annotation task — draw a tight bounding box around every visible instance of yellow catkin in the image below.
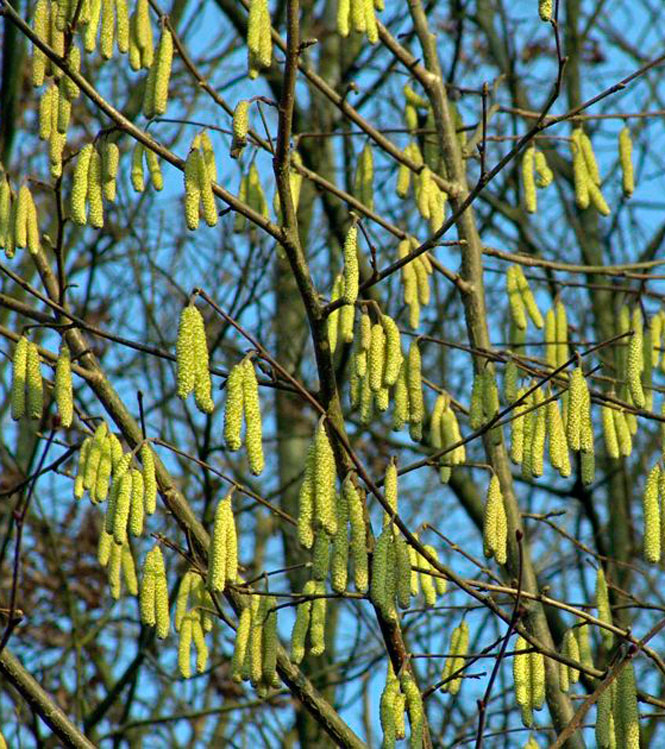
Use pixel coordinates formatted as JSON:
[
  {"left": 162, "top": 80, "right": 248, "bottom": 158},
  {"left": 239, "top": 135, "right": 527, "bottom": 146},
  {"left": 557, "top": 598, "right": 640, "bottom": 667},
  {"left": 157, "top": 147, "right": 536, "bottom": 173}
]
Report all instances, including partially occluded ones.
[
  {"left": 547, "top": 398, "right": 571, "bottom": 477},
  {"left": 100, "top": 0, "right": 115, "bottom": 60},
  {"left": 183, "top": 146, "right": 202, "bottom": 230},
  {"left": 208, "top": 494, "right": 229, "bottom": 591},
  {"left": 370, "top": 527, "right": 390, "bottom": 613},
  {"left": 98, "top": 529, "right": 113, "bottom": 567},
  {"left": 563, "top": 628, "right": 580, "bottom": 686},
  {"left": 615, "top": 662, "right": 640, "bottom": 749},
  {"left": 382, "top": 315, "right": 402, "bottom": 387},
  {"left": 314, "top": 419, "right": 338, "bottom": 536},
  {"left": 596, "top": 683, "right": 614, "bottom": 748},
  {"left": 369, "top": 322, "right": 386, "bottom": 393},
  {"left": 135, "top": 0, "right": 153, "bottom": 61},
  {"left": 101, "top": 141, "right": 119, "bottom": 202},
  {"left": 87, "top": 147, "right": 104, "bottom": 228},
  {"left": 32, "top": 0, "right": 49, "bottom": 87},
  {"left": 121, "top": 544, "right": 138, "bottom": 596},
  {"left": 115, "top": 0, "right": 130, "bottom": 53},
  {"left": 241, "top": 359, "right": 263, "bottom": 474},
  {"left": 95, "top": 436, "right": 112, "bottom": 502},
  {"left": 515, "top": 265, "right": 543, "bottom": 328},
  {"left": 507, "top": 265, "right": 527, "bottom": 330},
  {"left": 140, "top": 444, "right": 157, "bottom": 514},
  {"left": 84, "top": 0, "right": 102, "bottom": 52},
  {"left": 580, "top": 131, "right": 601, "bottom": 186},
  {"left": 483, "top": 474, "right": 507, "bottom": 564},
  {"left": 112, "top": 470, "right": 133, "bottom": 544},
  {"left": 85, "top": 424, "right": 107, "bottom": 494},
  {"left": 108, "top": 543, "right": 122, "bottom": 599},
  {"left": 176, "top": 304, "right": 199, "bottom": 400},
  {"left": 419, "top": 546, "right": 437, "bottom": 607},
  {"left": 70, "top": 144, "right": 93, "bottom": 225},
  {"left": 588, "top": 181, "right": 611, "bottom": 216},
  {"left": 530, "top": 388, "right": 547, "bottom": 477},
  {"left": 74, "top": 439, "right": 90, "bottom": 500},
  {"left": 601, "top": 405, "right": 620, "bottom": 459},
  {"left": 619, "top": 126, "right": 634, "bottom": 198},
  {"left": 442, "top": 620, "right": 469, "bottom": 695},
  {"left": 384, "top": 458, "right": 398, "bottom": 523},
  {"left": 522, "top": 145, "right": 537, "bottom": 213},
  {"left": 327, "top": 274, "right": 343, "bottom": 354},
  {"left": 129, "top": 142, "right": 144, "bottom": 193},
  {"left": 63, "top": 44, "right": 81, "bottom": 101},
  {"left": 224, "top": 363, "right": 245, "bottom": 452},
  {"left": 401, "top": 673, "right": 423, "bottom": 749},
  {"left": 26, "top": 341, "right": 43, "bottom": 421},
  {"left": 309, "top": 581, "right": 327, "bottom": 656},
  {"left": 145, "top": 149, "right": 164, "bottom": 191},
  {"left": 337, "top": 0, "right": 350, "bottom": 36},
  {"left": 231, "top": 605, "right": 252, "bottom": 681},
  {"left": 566, "top": 366, "right": 585, "bottom": 451},
  {"left": 430, "top": 394, "right": 445, "bottom": 449},
  {"left": 413, "top": 255, "right": 431, "bottom": 307},
  {"left": 312, "top": 529, "right": 329, "bottom": 582},
  {"left": 407, "top": 339, "right": 424, "bottom": 428},
  {"left": 538, "top": 0, "right": 552, "bottom": 21},
  {"left": 331, "top": 488, "right": 349, "bottom": 593},
  {"left": 555, "top": 301, "right": 569, "bottom": 367},
  {"left": 627, "top": 307, "right": 645, "bottom": 408},
  {"left": 514, "top": 636, "right": 533, "bottom": 727},
  {"left": 338, "top": 281, "right": 355, "bottom": 345},
  {"left": 342, "top": 225, "right": 359, "bottom": 305},
  {"left": 261, "top": 596, "right": 278, "bottom": 686},
  {"left": 290, "top": 581, "right": 315, "bottom": 664},
  {"left": 11, "top": 336, "right": 28, "bottom": 421},
  {"left": 128, "top": 468, "right": 144, "bottom": 536},
  {"left": 297, "top": 443, "right": 315, "bottom": 549},
  {"left": 643, "top": 463, "right": 661, "bottom": 563},
  {"left": 544, "top": 307, "right": 557, "bottom": 368},
  {"left": 54, "top": 342, "right": 73, "bottom": 427},
  {"left": 196, "top": 142, "right": 218, "bottom": 228},
  {"left": 247, "top": 0, "right": 269, "bottom": 78},
  {"left": 231, "top": 100, "right": 250, "bottom": 158},
  {"left": 178, "top": 614, "right": 194, "bottom": 678},
  {"left": 379, "top": 672, "right": 398, "bottom": 747},
  {"left": 392, "top": 360, "right": 409, "bottom": 432},
  {"left": 408, "top": 543, "right": 420, "bottom": 597},
  {"left": 152, "top": 29, "right": 173, "bottom": 116},
  {"left": 534, "top": 149, "right": 554, "bottom": 188},
  {"left": 571, "top": 129, "right": 589, "bottom": 209},
  {"left": 595, "top": 566, "right": 614, "bottom": 649},
  {"left": 1, "top": 174, "right": 12, "bottom": 248},
  {"left": 345, "top": 476, "right": 368, "bottom": 592},
  {"left": 14, "top": 185, "right": 30, "bottom": 249},
  {"left": 140, "top": 552, "right": 157, "bottom": 626}
]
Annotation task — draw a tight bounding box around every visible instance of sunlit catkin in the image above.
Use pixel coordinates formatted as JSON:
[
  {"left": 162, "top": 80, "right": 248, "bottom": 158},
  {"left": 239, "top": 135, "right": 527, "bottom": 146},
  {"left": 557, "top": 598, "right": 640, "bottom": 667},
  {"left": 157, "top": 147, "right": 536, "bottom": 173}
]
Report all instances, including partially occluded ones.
[
  {"left": 101, "top": 141, "right": 120, "bottom": 202},
  {"left": 290, "top": 580, "right": 314, "bottom": 664},
  {"left": 331, "top": 488, "right": 349, "bottom": 593},
  {"left": 369, "top": 322, "right": 386, "bottom": 393},
  {"left": 32, "top": 0, "right": 49, "bottom": 87},
  {"left": 314, "top": 419, "right": 337, "bottom": 536},
  {"left": 596, "top": 684, "right": 615, "bottom": 749},
  {"left": 442, "top": 620, "right": 469, "bottom": 695},
  {"left": 345, "top": 476, "right": 368, "bottom": 592},
  {"left": 601, "top": 405, "right": 619, "bottom": 459},
  {"left": 566, "top": 366, "right": 585, "bottom": 451},
  {"left": 11, "top": 336, "right": 28, "bottom": 421},
  {"left": 312, "top": 529, "right": 330, "bottom": 582},
  {"left": 183, "top": 146, "right": 202, "bottom": 230},
  {"left": 145, "top": 149, "right": 163, "bottom": 191},
  {"left": 401, "top": 672, "right": 424, "bottom": 749},
  {"left": 241, "top": 359, "right": 264, "bottom": 474},
  {"left": 53, "top": 342, "right": 73, "bottom": 430},
  {"left": 147, "top": 28, "right": 173, "bottom": 116},
  {"left": 327, "top": 274, "right": 342, "bottom": 354},
  {"left": 483, "top": 474, "right": 507, "bottom": 565},
  {"left": 208, "top": 494, "right": 229, "bottom": 591},
  {"left": 513, "top": 636, "right": 533, "bottom": 727},
  {"left": 128, "top": 468, "right": 144, "bottom": 537},
  {"left": 539, "top": 0, "right": 552, "bottom": 21},
  {"left": 615, "top": 662, "right": 639, "bottom": 749},
  {"left": 26, "top": 341, "right": 43, "bottom": 421},
  {"left": 341, "top": 225, "right": 359, "bottom": 305},
  {"left": 547, "top": 398, "right": 571, "bottom": 477},
  {"left": 627, "top": 307, "right": 645, "bottom": 408},
  {"left": 571, "top": 129, "right": 589, "bottom": 209},
  {"left": 175, "top": 304, "right": 198, "bottom": 400},
  {"left": 643, "top": 463, "right": 661, "bottom": 563},
  {"left": 522, "top": 145, "right": 537, "bottom": 213},
  {"left": 231, "top": 605, "right": 252, "bottom": 681},
  {"left": 507, "top": 265, "right": 527, "bottom": 330},
  {"left": 141, "top": 444, "right": 157, "bottom": 514},
  {"left": 297, "top": 443, "right": 315, "bottom": 549},
  {"left": 619, "top": 126, "right": 634, "bottom": 198},
  {"left": 407, "top": 339, "right": 424, "bottom": 428},
  {"left": 514, "top": 265, "right": 543, "bottom": 328},
  {"left": 87, "top": 147, "right": 104, "bottom": 228},
  {"left": 310, "top": 581, "right": 327, "bottom": 656},
  {"left": 112, "top": 470, "right": 133, "bottom": 544}
]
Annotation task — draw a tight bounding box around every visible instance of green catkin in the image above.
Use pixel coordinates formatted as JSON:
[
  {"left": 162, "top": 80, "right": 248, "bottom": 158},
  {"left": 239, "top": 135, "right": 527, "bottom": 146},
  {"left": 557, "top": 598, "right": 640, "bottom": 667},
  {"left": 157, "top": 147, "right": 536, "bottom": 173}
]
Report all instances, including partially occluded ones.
[
  {"left": 121, "top": 545, "right": 138, "bottom": 596},
  {"left": 183, "top": 147, "right": 202, "bottom": 230},
  {"left": 178, "top": 615, "right": 193, "bottom": 678},
  {"left": 231, "top": 606, "right": 252, "bottom": 681},
  {"left": 208, "top": 495, "right": 230, "bottom": 591},
  {"left": 297, "top": 443, "right": 315, "bottom": 549},
  {"left": 70, "top": 144, "right": 92, "bottom": 225},
  {"left": 115, "top": 0, "right": 130, "bottom": 53},
  {"left": 84, "top": 0, "right": 102, "bottom": 52},
  {"left": 248, "top": 595, "right": 264, "bottom": 687},
  {"left": 530, "top": 389, "right": 547, "bottom": 477},
  {"left": 539, "top": 0, "right": 552, "bottom": 21},
  {"left": 26, "top": 341, "right": 43, "bottom": 421},
  {"left": 140, "top": 444, "right": 157, "bottom": 514},
  {"left": 327, "top": 274, "right": 343, "bottom": 354},
  {"left": 596, "top": 566, "right": 614, "bottom": 649},
  {"left": 580, "top": 132, "right": 601, "bottom": 186},
  {"left": 310, "top": 581, "right": 327, "bottom": 656},
  {"left": 247, "top": 0, "right": 270, "bottom": 78},
  {"left": 74, "top": 439, "right": 90, "bottom": 500},
  {"left": 563, "top": 628, "right": 581, "bottom": 686},
  {"left": 95, "top": 437, "right": 113, "bottom": 502},
  {"left": 407, "top": 340, "right": 424, "bottom": 428},
  {"left": 101, "top": 141, "right": 119, "bottom": 202},
  {"left": 514, "top": 265, "right": 543, "bottom": 328},
  {"left": 514, "top": 636, "right": 533, "bottom": 727},
  {"left": 231, "top": 100, "right": 250, "bottom": 158},
  {"left": 370, "top": 527, "right": 390, "bottom": 613},
  {"left": 401, "top": 672, "right": 424, "bottom": 749},
  {"left": 602, "top": 405, "right": 620, "bottom": 459},
  {"left": 614, "top": 407, "right": 633, "bottom": 457},
  {"left": 196, "top": 141, "right": 218, "bottom": 227},
  {"left": 615, "top": 662, "right": 640, "bottom": 749},
  {"left": 408, "top": 543, "right": 420, "bottom": 597},
  {"left": 555, "top": 301, "right": 569, "bottom": 367},
  {"left": 588, "top": 180, "right": 611, "bottom": 216},
  {"left": 135, "top": 0, "right": 153, "bottom": 64},
  {"left": 369, "top": 322, "right": 386, "bottom": 393},
  {"left": 643, "top": 463, "right": 661, "bottom": 563},
  {"left": 63, "top": 44, "right": 81, "bottom": 101},
  {"left": 11, "top": 336, "right": 28, "bottom": 421},
  {"left": 571, "top": 129, "right": 590, "bottom": 209},
  {"left": 380, "top": 675, "right": 398, "bottom": 748},
  {"left": 534, "top": 149, "right": 554, "bottom": 187},
  {"left": 345, "top": 476, "right": 369, "bottom": 592},
  {"left": 149, "top": 29, "right": 173, "bottom": 116},
  {"left": 98, "top": 529, "right": 113, "bottom": 567},
  {"left": 430, "top": 394, "right": 445, "bottom": 450},
  {"left": 87, "top": 147, "right": 104, "bottom": 229},
  {"left": 0, "top": 174, "right": 11, "bottom": 247},
  {"left": 596, "top": 684, "right": 616, "bottom": 749},
  {"left": 576, "top": 620, "right": 593, "bottom": 670},
  {"left": 261, "top": 596, "right": 278, "bottom": 685},
  {"left": 566, "top": 367, "right": 585, "bottom": 451},
  {"left": 651, "top": 313, "right": 662, "bottom": 368},
  {"left": 331, "top": 488, "right": 349, "bottom": 593},
  {"left": 441, "top": 402, "right": 466, "bottom": 466},
  {"left": 144, "top": 149, "right": 164, "bottom": 191},
  {"left": 413, "top": 255, "right": 431, "bottom": 307},
  {"left": 223, "top": 501, "right": 238, "bottom": 584},
  {"left": 418, "top": 549, "right": 436, "bottom": 607},
  {"left": 242, "top": 359, "right": 264, "bottom": 475},
  {"left": 392, "top": 361, "right": 409, "bottom": 432},
  {"left": 382, "top": 317, "right": 402, "bottom": 387},
  {"left": 56, "top": 79, "right": 71, "bottom": 134},
  {"left": 32, "top": 0, "right": 49, "bottom": 87},
  {"left": 100, "top": 0, "right": 114, "bottom": 59},
  {"left": 627, "top": 307, "right": 645, "bottom": 408},
  {"left": 128, "top": 468, "right": 144, "bottom": 536},
  {"left": 359, "top": 368, "right": 374, "bottom": 425},
  {"left": 545, "top": 307, "right": 557, "bottom": 368},
  {"left": 547, "top": 398, "right": 571, "bottom": 477},
  {"left": 174, "top": 572, "right": 193, "bottom": 632},
  {"left": 384, "top": 459, "right": 398, "bottom": 523},
  {"left": 139, "top": 550, "right": 157, "bottom": 625},
  {"left": 108, "top": 543, "right": 122, "bottom": 599},
  {"left": 522, "top": 145, "right": 537, "bottom": 213},
  {"left": 339, "top": 283, "right": 355, "bottom": 345},
  {"left": 290, "top": 581, "right": 315, "bottom": 664},
  {"left": 394, "top": 534, "right": 411, "bottom": 609},
  {"left": 442, "top": 620, "right": 469, "bottom": 695},
  {"left": 25, "top": 188, "right": 39, "bottom": 254},
  {"left": 314, "top": 420, "right": 337, "bottom": 536},
  {"left": 342, "top": 225, "right": 359, "bottom": 304},
  {"left": 483, "top": 474, "right": 507, "bottom": 564},
  {"left": 191, "top": 618, "right": 208, "bottom": 673},
  {"left": 312, "top": 530, "right": 330, "bottom": 581},
  {"left": 507, "top": 265, "right": 528, "bottom": 331},
  {"left": 13, "top": 186, "right": 29, "bottom": 249},
  {"left": 619, "top": 126, "right": 634, "bottom": 198}
]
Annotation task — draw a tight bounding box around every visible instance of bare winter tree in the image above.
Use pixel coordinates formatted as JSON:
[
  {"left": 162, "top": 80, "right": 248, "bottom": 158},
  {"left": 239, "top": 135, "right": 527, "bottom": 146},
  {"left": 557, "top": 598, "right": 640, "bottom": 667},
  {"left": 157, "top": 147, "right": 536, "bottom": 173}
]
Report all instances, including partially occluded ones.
[{"left": 1, "top": 0, "right": 665, "bottom": 746}]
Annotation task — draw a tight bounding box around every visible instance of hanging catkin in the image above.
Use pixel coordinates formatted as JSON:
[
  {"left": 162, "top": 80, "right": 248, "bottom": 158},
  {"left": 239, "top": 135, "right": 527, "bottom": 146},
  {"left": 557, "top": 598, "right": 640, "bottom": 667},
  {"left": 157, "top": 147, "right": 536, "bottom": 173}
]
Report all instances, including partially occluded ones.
[
  {"left": 342, "top": 225, "right": 359, "bottom": 305},
  {"left": 619, "top": 126, "right": 634, "bottom": 198},
  {"left": 627, "top": 307, "right": 645, "bottom": 408},
  {"left": 327, "top": 274, "right": 343, "bottom": 354},
  {"left": 483, "top": 474, "right": 507, "bottom": 565},
  {"left": 547, "top": 397, "right": 571, "bottom": 477},
  {"left": 290, "top": 580, "right": 315, "bottom": 664},
  {"left": 534, "top": 150, "right": 554, "bottom": 187},
  {"left": 314, "top": 419, "right": 338, "bottom": 536},
  {"left": 87, "top": 147, "right": 104, "bottom": 228},
  {"left": 297, "top": 443, "right": 315, "bottom": 549},
  {"left": 615, "top": 661, "right": 640, "bottom": 749},
  {"left": 71, "top": 144, "right": 93, "bottom": 225},
  {"left": 643, "top": 463, "right": 661, "bottom": 564},
  {"left": 143, "top": 28, "right": 173, "bottom": 117},
  {"left": 401, "top": 672, "right": 424, "bottom": 749},
  {"left": 242, "top": 359, "right": 264, "bottom": 474},
  {"left": 247, "top": 0, "right": 272, "bottom": 78},
  {"left": 514, "top": 265, "right": 543, "bottom": 328},
  {"left": 441, "top": 620, "right": 469, "bottom": 695},
  {"left": 11, "top": 336, "right": 28, "bottom": 421},
  {"left": 539, "top": 0, "right": 552, "bottom": 21},
  {"left": 311, "top": 529, "right": 330, "bottom": 582},
  {"left": 522, "top": 145, "right": 537, "bottom": 213},
  {"left": 381, "top": 315, "right": 402, "bottom": 387},
  {"left": 26, "top": 341, "right": 43, "bottom": 420},
  {"left": 595, "top": 566, "right": 614, "bottom": 649},
  {"left": 571, "top": 129, "right": 589, "bottom": 209},
  {"left": 407, "top": 339, "right": 424, "bottom": 432},
  {"left": 331, "top": 487, "right": 349, "bottom": 593},
  {"left": 507, "top": 265, "right": 527, "bottom": 330},
  {"left": 345, "top": 475, "right": 369, "bottom": 592},
  {"left": 601, "top": 404, "right": 620, "bottom": 459},
  {"left": 208, "top": 492, "right": 234, "bottom": 591}
]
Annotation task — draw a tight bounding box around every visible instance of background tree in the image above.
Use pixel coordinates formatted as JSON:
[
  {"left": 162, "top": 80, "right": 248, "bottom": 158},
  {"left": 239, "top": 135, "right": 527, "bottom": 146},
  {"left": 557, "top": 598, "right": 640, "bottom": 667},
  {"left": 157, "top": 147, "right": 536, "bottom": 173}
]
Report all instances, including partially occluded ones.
[{"left": 1, "top": 0, "right": 665, "bottom": 746}]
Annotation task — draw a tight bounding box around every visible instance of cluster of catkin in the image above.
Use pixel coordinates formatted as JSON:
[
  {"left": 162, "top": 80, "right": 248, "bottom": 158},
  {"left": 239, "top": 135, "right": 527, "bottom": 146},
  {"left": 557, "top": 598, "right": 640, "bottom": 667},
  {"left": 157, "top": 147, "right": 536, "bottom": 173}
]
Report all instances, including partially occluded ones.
[
  {"left": 223, "top": 357, "right": 265, "bottom": 475},
  {"left": 440, "top": 620, "right": 470, "bottom": 695},
  {"left": 0, "top": 174, "right": 40, "bottom": 258},
  {"left": 616, "top": 304, "right": 656, "bottom": 412},
  {"left": 176, "top": 303, "right": 215, "bottom": 414},
  {"left": 174, "top": 571, "right": 215, "bottom": 677},
  {"left": 398, "top": 238, "right": 433, "bottom": 330},
  {"left": 558, "top": 621, "right": 593, "bottom": 693},
  {"left": 232, "top": 594, "right": 280, "bottom": 695},
  {"left": 207, "top": 491, "right": 239, "bottom": 591},
  {"left": 506, "top": 264, "right": 544, "bottom": 332},
  {"left": 139, "top": 545, "right": 170, "bottom": 638},
  {"left": 521, "top": 144, "right": 554, "bottom": 214},
  {"left": 11, "top": 336, "right": 44, "bottom": 421},
  {"left": 337, "top": 0, "right": 382, "bottom": 44},
  {"left": 397, "top": 151, "right": 448, "bottom": 234},
  {"left": 234, "top": 163, "right": 270, "bottom": 231},
  {"left": 469, "top": 368, "right": 502, "bottom": 445},
  {"left": 380, "top": 662, "right": 425, "bottom": 749},
  {"left": 98, "top": 528, "right": 137, "bottom": 600},
  {"left": 513, "top": 635, "right": 545, "bottom": 727},
  {"left": 596, "top": 661, "right": 640, "bottom": 749},
  {"left": 430, "top": 392, "right": 466, "bottom": 483},
  {"left": 290, "top": 579, "right": 327, "bottom": 663},
  {"left": 246, "top": 0, "right": 272, "bottom": 78},
  {"left": 183, "top": 132, "right": 218, "bottom": 230},
  {"left": 142, "top": 28, "right": 173, "bottom": 117},
  {"left": 570, "top": 128, "right": 611, "bottom": 215},
  {"left": 70, "top": 141, "right": 121, "bottom": 227}
]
